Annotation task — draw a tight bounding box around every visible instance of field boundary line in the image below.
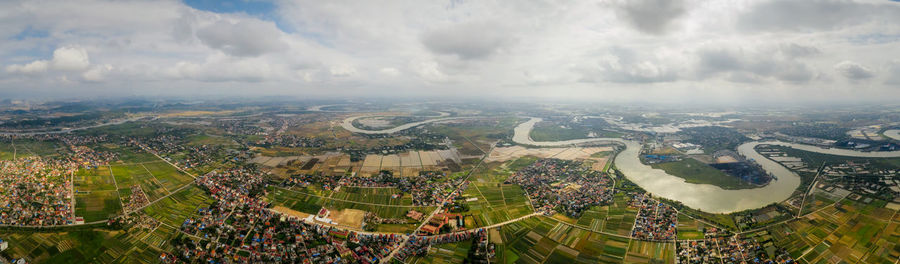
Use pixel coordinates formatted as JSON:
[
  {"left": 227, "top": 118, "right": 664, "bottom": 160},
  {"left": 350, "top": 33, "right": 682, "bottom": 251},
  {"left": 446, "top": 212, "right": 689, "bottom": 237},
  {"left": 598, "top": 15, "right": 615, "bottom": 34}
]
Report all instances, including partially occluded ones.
[{"left": 108, "top": 165, "right": 127, "bottom": 212}]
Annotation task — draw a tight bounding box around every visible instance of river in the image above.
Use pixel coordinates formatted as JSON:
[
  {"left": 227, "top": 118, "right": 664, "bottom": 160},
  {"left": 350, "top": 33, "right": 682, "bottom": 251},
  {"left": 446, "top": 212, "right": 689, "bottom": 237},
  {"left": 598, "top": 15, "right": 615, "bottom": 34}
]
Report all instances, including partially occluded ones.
[{"left": 343, "top": 115, "right": 900, "bottom": 213}]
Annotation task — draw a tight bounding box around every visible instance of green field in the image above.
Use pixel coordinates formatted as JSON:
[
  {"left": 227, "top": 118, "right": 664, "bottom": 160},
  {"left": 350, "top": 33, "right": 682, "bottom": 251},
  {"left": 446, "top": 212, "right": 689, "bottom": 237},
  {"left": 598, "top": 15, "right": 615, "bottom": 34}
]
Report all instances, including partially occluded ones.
[
  {"left": 0, "top": 226, "right": 166, "bottom": 263},
  {"left": 142, "top": 185, "right": 213, "bottom": 227},
  {"left": 530, "top": 123, "right": 622, "bottom": 142},
  {"left": 267, "top": 186, "right": 435, "bottom": 220},
  {"left": 650, "top": 158, "right": 757, "bottom": 190},
  {"left": 0, "top": 141, "right": 16, "bottom": 160},
  {"left": 73, "top": 168, "right": 123, "bottom": 222}
]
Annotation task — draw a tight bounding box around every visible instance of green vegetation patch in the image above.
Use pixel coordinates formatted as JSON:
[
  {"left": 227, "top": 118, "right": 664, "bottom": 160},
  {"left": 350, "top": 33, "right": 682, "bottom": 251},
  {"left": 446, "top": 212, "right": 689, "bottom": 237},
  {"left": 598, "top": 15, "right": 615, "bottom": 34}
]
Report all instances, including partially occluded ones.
[{"left": 650, "top": 158, "right": 757, "bottom": 190}]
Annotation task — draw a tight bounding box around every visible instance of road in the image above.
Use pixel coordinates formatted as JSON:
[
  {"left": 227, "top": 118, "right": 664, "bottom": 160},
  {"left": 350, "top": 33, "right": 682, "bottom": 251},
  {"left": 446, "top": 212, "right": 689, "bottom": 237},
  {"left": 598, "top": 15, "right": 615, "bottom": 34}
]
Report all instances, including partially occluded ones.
[{"left": 381, "top": 143, "right": 495, "bottom": 263}]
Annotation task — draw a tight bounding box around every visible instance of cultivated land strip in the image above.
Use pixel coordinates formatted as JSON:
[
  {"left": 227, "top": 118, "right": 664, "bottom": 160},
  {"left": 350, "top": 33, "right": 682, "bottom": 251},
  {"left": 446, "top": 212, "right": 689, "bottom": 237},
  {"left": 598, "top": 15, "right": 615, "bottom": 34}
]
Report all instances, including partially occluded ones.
[{"left": 273, "top": 186, "right": 428, "bottom": 208}]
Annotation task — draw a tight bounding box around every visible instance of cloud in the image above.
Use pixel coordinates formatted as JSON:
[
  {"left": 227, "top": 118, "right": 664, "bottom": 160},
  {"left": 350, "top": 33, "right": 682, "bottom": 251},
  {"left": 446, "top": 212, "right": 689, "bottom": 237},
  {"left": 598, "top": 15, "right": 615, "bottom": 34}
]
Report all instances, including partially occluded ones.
[
  {"left": 82, "top": 64, "right": 114, "bottom": 82},
  {"left": 421, "top": 21, "right": 512, "bottom": 60},
  {"left": 738, "top": 0, "right": 900, "bottom": 32},
  {"left": 6, "top": 46, "right": 90, "bottom": 74},
  {"left": 612, "top": 0, "right": 686, "bottom": 35},
  {"left": 886, "top": 61, "right": 900, "bottom": 85},
  {"left": 579, "top": 47, "right": 677, "bottom": 83},
  {"left": 6, "top": 60, "right": 48, "bottom": 74},
  {"left": 329, "top": 65, "right": 357, "bottom": 77},
  {"left": 696, "top": 46, "right": 816, "bottom": 84},
  {"left": 834, "top": 61, "right": 874, "bottom": 80},
  {"left": 50, "top": 46, "right": 91, "bottom": 71},
  {"left": 778, "top": 43, "right": 821, "bottom": 58},
  {"left": 196, "top": 19, "right": 288, "bottom": 57},
  {"left": 0, "top": 0, "right": 899, "bottom": 102}
]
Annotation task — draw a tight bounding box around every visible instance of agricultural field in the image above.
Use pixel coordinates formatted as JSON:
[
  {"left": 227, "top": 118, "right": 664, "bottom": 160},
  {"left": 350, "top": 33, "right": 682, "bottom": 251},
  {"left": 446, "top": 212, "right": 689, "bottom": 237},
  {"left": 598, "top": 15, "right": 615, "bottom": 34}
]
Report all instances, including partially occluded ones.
[
  {"left": 142, "top": 186, "right": 214, "bottom": 227},
  {"left": 460, "top": 159, "right": 535, "bottom": 228},
  {"left": 492, "top": 215, "right": 673, "bottom": 264},
  {"left": 0, "top": 141, "right": 16, "bottom": 160},
  {"left": 674, "top": 214, "right": 705, "bottom": 240},
  {"left": 10, "top": 139, "right": 62, "bottom": 157},
  {"left": 757, "top": 198, "right": 898, "bottom": 263},
  {"left": 600, "top": 193, "right": 639, "bottom": 236},
  {"left": 407, "top": 239, "right": 474, "bottom": 263},
  {"left": 108, "top": 161, "right": 192, "bottom": 202},
  {"left": 0, "top": 226, "right": 164, "bottom": 264},
  {"left": 267, "top": 185, "right": 435, "bottom": 220},
  {"left": 73, "top": 168, "right": 122, "bottom": 222},
  {"left": 624, "top": 240, "right": 675, "bottom": 263}
]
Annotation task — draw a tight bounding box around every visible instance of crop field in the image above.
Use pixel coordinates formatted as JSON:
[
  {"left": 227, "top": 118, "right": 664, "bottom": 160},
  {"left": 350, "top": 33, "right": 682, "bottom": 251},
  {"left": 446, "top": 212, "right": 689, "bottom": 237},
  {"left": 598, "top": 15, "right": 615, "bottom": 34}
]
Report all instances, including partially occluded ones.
[
  {"left": 675, "top": 214, "right": 705, "bottom": 240},
  {"left": 0, "top": 141, "right": 16, "bottom": 160},
  {"left": 625, "top": 240, "right": 675, "bottom": 263},
  {"left": 494, "top": 216, "right": 671, "bottom": 264},
  {"left": 600, "top": 193, "right": 639, "bottom": 236},
  {"left": 110, "top": 164, "right": 167, "bottom": 201},
  {"left": 73, "top": 168, "right": 122, "bottom": 222},
  {"left": 0, "top": 227, "right": 164, "bottom": 264},
  {"left": 140, "top": 161, "right": 194, "bottom": 191},
  {"left": 11, "top": 139, "right": 62, "bottom": 157},
  {"left": 95, "top": 144, "right": 159, "bottom": 164},
  {"left": 463, "top": 182, "right": 534, "bottom": 227},
  {"left": 575, "top": 206, "right": 608, "bottom": 232},
  {"left": 143, "top": 186, "right": 213, "bottom": 227},
  {"left": 756, "top": 199, "right": 898, "bottom": 263},
  {"left": 330, "top": 186, "right": 414, "bottom": 206},
  {"left": 409, "top": 239, "right": 473, "bottom": 263},
  {"left": 267, "top": 186, "right": 434, "bottom": 219}
]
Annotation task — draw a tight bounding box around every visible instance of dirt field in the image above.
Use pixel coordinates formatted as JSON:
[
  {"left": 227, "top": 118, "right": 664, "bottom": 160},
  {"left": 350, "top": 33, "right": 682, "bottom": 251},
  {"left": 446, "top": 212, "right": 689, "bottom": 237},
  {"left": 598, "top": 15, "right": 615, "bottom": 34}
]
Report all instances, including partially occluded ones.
[
  {"left": 329, "top": 208, "right": 366, "bottom": 228},
  {"left": 487, "top": 146, "right": 613, "bottom": 162},
  {"left": 272, "top": 206, "right": 312, "bottom": 219}
]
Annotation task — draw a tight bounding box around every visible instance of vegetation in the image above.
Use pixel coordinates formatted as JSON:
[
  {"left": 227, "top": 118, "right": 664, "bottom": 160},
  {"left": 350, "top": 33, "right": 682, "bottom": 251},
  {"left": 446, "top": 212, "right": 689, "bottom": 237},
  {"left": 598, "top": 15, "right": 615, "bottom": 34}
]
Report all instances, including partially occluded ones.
[
  {"left": 679, "top": 126, "right": 750, "bottom": 153},
  {"left": 650, "top": 158, "right": 758, "bottom": 190}
]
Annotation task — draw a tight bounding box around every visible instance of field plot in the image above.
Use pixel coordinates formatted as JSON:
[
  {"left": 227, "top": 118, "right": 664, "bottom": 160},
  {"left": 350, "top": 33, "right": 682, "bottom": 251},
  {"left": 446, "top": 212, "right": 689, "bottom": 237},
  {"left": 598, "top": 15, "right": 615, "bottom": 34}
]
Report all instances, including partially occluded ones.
[
  {"left": 140, "top": 161, "right": 194, "bottom": 191},
  {"left": 0, "top": 141, "right": 16, "bottom": 160},
  {"left": 600, "top": 193, "right": 639, "bottom": 236},
  {"left": 74, "top": 168, "right": 122, "bottom": 222},
  {"left": 575, "top": 206, "right": 608, "bottom": 232},
  {"left": 0, "top": 227, "right": 164, "bottom": 264},
  {"left": 408, "top": 239, "right": 473, "bottom": 263},
  {"left": 143, "top": 186, "right": 213, "bottom": 227},
  {"left": 99, "top": 144, "right": 159, "bottom": 164},
  {"left": 13, "top": 139, "right": 61, "bottom": 157},
  {"left": 462, "top": 182, "right": 534, "bottom": 227},
  {"left": 675, "top": 214, "right": 705, "bottom": 240},
  {"left": 110, "top": 164, "right": 169, "bottom": 201},
  {"left": 760, "top": 199, "right": 898, "bottom": 263},
  {"left": 625, "top": 240, "right": 674, "bottom": 263},
  {"left": 330, "top": 186, "right": 413, "bottom": 206},
  {"left": 494, "top": 216, "right": 670, "bottom": 264},
  {"left": 268, "top": 186, "right": 434, "bottom": 220}
]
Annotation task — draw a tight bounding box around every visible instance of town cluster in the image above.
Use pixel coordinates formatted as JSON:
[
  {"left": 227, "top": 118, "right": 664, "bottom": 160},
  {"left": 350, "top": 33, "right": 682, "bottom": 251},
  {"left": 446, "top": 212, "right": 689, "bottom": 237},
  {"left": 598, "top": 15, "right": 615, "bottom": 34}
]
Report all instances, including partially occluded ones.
[{"left": 505, "top": 159, "right": 614, "bottom": 217}]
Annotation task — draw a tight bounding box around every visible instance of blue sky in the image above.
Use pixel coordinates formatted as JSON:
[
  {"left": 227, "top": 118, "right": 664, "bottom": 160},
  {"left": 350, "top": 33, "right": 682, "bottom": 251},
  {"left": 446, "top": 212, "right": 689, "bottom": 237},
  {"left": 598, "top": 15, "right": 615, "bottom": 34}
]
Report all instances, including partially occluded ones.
[{"left": 183, "top": 0, "right": 291, "bottom": 31}]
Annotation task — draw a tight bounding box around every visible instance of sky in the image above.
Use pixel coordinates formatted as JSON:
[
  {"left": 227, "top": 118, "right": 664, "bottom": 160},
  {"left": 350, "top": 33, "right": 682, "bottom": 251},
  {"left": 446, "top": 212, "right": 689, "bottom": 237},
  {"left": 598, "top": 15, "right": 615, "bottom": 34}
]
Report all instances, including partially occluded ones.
[{"left": 0, "top": 0, "right": 899, "bottom": 104}]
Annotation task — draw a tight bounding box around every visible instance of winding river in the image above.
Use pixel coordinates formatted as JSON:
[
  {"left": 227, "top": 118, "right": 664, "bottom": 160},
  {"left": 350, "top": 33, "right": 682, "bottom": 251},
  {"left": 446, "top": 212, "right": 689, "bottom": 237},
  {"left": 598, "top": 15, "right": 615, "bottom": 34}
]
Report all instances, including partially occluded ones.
[
  {"left": 339, "top": 114, "right": 464, "bottom": 134},
  {"left": 344, "top": 115, "right": 900, "bottom": 213}
]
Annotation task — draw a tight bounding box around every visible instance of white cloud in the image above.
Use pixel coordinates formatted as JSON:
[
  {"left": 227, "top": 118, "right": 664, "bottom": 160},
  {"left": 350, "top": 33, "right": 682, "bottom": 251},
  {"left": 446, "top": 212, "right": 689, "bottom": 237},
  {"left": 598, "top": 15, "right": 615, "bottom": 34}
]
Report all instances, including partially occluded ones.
[
  {"left": 196, "top": 19, "right": 288, "bottom": 57},
  {"left": 6, "top": 46, "right": 90, "bottom": 74}
]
